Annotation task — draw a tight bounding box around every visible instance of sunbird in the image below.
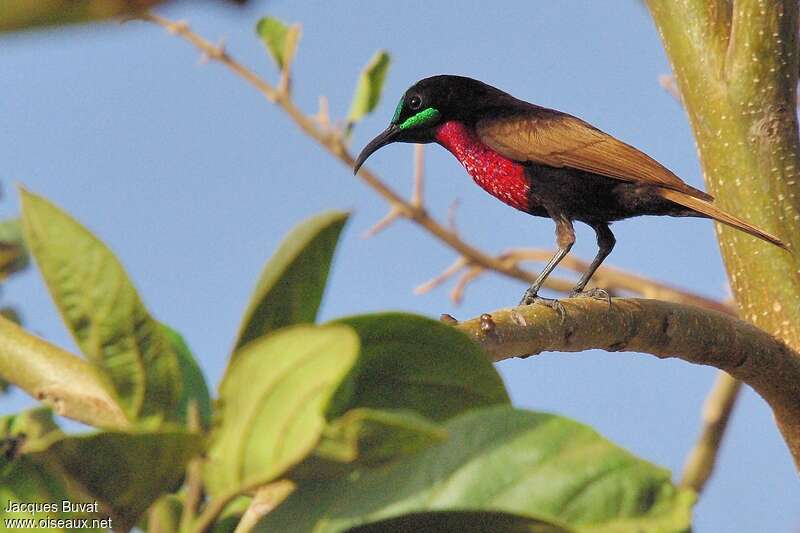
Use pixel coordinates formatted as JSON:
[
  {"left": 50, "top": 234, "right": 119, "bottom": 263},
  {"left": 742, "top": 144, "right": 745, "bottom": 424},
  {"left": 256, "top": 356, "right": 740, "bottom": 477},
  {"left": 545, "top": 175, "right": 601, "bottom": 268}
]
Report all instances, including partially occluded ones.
[{"left": 354, "top": 75, "right": 787, "bottom": 308}]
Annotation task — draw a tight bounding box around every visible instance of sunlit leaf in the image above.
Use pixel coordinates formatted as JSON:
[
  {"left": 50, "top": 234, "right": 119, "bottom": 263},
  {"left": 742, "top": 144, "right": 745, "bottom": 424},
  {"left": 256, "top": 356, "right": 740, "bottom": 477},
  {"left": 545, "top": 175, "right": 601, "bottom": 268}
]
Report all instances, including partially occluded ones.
[
  {"left": 256, "top": 16, "right": 301, "bottom": 70},
  {"left": 232, "top": 210, "right": 348, "bottom": 352},
  {"left": 205, "top": 324, "right": 360, "bottom": 496},
  {"left": 258, "top": 406, "right": 695, "bottom": 533},
  {"left": 347, "top": 50, "right": 391, "bottom": 126},
  {"left": 161, "top": 324, "right": 212, "bottom": 428},
  {"left": 21, "top": 189, "right": 181, "bottom": 423},
  {"left": 330, "top": 313, "right": 510, "bottom": 421},
  {"left": 295, "top": 408, "right": 446, "bottom": 478}
]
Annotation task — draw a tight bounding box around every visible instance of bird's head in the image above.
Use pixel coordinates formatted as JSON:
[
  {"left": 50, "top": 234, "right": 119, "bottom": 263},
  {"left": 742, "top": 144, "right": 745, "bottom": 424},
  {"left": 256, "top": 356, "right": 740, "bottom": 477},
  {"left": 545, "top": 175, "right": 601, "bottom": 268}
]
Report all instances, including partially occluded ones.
[{"left": 354, "top": 75, "right": 515, "bottom": 173}]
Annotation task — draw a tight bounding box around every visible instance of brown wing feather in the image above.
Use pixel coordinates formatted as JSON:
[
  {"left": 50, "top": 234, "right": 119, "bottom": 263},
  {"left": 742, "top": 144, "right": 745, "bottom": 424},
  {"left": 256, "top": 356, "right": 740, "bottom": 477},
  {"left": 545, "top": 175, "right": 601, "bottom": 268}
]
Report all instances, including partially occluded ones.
[{"left": 477, "top": 112, "right": 713, "bottom": 201}]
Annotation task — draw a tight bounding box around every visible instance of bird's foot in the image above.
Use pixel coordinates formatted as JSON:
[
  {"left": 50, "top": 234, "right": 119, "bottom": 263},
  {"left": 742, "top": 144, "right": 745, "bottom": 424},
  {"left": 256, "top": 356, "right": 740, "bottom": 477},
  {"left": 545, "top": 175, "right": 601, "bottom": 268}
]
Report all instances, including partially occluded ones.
[
  {"left": 519, "top": 291, "right": 566, "bottom": 322},
  {"left": 569, "top": 287, "right": 611, "bottom": 306}
]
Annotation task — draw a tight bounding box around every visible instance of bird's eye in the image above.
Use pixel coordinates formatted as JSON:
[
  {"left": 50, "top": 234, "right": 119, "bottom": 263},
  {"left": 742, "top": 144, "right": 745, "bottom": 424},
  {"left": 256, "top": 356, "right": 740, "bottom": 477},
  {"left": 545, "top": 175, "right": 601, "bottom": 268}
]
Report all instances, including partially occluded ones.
[{"left": 408, "top": 95, "right": 422, "bottom": 110}]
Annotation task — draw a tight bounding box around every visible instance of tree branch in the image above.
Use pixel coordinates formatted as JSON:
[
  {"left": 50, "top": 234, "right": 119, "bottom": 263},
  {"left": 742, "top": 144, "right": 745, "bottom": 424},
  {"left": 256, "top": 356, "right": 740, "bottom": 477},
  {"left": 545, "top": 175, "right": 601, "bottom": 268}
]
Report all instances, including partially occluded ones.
[
  {"left": 0, "top": 315, "right": 129, "bottom": 429},
  {"left": 137, "top": 12, "right": 536, "bottom": 289},
  {"left": 680, "top": 372, "right": 742, "bottom": 492},
  {"left": 454, "top": 298, "right": 800, "bottom": 469}
]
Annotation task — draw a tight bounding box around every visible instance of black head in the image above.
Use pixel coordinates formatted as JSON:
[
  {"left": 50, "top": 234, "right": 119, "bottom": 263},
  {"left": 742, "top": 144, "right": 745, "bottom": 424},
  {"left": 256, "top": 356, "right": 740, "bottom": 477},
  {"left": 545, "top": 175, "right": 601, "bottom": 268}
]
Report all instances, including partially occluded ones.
[{"left": 353, "top": 75, "right": 521, "bottom": 173}]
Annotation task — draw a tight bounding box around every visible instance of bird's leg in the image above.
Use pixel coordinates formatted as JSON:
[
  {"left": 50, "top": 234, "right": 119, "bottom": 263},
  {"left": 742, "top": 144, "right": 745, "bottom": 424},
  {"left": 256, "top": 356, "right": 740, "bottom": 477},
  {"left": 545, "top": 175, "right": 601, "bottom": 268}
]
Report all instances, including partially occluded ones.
[
  {"left": 520, "top": 217, "right": 574, "bottom": 318},
  {"left": 569, "top": 223, "right": 615, "bottom": 303}
]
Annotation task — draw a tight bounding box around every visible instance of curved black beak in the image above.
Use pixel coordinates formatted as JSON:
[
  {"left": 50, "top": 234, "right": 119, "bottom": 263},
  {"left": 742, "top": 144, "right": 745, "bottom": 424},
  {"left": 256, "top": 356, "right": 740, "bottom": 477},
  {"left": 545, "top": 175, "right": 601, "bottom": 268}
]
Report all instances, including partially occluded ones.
[{"left": 353, "top": 124, "right": 401, "bottom": 174}]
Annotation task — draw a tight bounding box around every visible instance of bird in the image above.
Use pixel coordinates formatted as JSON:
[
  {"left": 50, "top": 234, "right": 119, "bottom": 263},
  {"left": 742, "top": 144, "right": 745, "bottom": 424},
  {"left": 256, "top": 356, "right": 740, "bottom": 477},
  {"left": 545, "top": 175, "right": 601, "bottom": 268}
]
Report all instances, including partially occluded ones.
[{"left": 353, "top": 75, "right": 788, "bottom": 309}]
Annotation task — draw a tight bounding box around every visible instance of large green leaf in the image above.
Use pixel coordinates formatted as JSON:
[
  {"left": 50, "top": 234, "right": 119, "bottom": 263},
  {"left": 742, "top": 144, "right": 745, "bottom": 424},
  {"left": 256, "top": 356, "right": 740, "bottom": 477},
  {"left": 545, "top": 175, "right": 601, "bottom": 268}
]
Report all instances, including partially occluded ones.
[
  {"left": 161, "top": 323, "right": 212, "bottom": 428},
  {"left": 331, "top": 313, "right": 510, "bottom": 421},
  {"left": 25, "top": 429, "right": 202, "bottom": 531},
  {"left": 232, "top": 210, "right": 349, "bottom": 351},
  {"left": 256, "top": 16, "right": 301, "bottom": 71},
  {"left": 347, "top": 50, "right": 391, "bottom": 126},
  {"left": 20, "top": 189, "right": 181, "bottom": 423},
  {"left": 316, "top": 408, "right": 446, "bottom": 466},
  {"left": 206, "top": 324, "right": 360, "bottom": 496},
  {"left": 294, "top": 408, "right": 447, "bottom": 478},
  {"left": 1, "top": 409, "right": 101, "bottom": 532},
  {"left": 350, "top": 511, "right": 571, "bottom": 533},
  {"left": 257, "top": 406, "right": 695, "bottom": 533}
]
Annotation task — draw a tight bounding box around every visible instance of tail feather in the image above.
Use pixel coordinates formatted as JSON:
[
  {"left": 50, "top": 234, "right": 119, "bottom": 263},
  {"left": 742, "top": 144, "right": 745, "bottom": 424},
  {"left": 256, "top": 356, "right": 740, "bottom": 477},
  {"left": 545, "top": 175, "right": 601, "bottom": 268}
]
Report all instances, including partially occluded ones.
[{"left": 659, "top": 188, "right": 789, "bottom": 250}]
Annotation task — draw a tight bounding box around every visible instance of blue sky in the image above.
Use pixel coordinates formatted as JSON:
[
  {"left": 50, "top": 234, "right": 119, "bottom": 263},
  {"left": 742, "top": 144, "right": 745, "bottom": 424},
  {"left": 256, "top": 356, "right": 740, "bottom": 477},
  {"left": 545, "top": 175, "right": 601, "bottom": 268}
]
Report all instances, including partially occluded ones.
[{"left": 1, "top": 1, "right": 796, "bottom": 530}]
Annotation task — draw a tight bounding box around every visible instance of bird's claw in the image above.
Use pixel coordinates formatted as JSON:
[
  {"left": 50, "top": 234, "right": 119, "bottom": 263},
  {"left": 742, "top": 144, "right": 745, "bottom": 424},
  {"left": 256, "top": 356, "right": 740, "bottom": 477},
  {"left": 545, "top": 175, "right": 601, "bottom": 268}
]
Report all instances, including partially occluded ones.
[
  {"left": 569, "top": 287, "right": 612, "bottom": 306},
  {"left": 519, "top": 292, "right": 567, "bottom": 322}
]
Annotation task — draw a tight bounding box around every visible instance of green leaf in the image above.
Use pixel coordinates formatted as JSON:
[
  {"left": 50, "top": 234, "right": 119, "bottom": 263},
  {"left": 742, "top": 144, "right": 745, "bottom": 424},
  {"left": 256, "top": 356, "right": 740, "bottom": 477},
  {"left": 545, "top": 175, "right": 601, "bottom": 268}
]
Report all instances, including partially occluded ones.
[
  {"left": 1, "top": 409, "right": 102, "bottom": 532},
  {"left": 20, "top": 189, "right": 181, "bottom": 423},
  {"left": 1, "top": 458, "right": 96, "bottom": 532},
  {"left": 257, "top": 406, "right": 695, "bottom": 533},
  {"left": 161, "top": 324, "right": 212, "bottom": 428},
  {"left": 0, "top": 218, "right": 29, "bottom": 280},
  {"left": 347, "top": 50, "right": 391, "bottom": 125},
  {"left": 256, "top": 16, "right": 301, "bottom": 70},
  {"left": 26, "top": 429, "right": 202, "bottom": 531},
  {"left": 205, "top": 324, "right": 360, "bottom": 496},
  {"left": 0, "top": 0, "right": 168, "bottom": 33},
  {"left": 145, "top": 494, "right": 183, "bottom": 533},
  {"left": 331, "top": 313, "right": 510, "bottom": 421},
  {"left": 350, "top": 511, "right": 572, "bottom": 533},
  {"left": 298, "top": 408, "right": 446, "bottom": 477},
  {"left": 232, "top": 210, "right": 349, "bottom": 352},
  {"left": 0, "top": 314, "right": 128, "bottom": 429}
]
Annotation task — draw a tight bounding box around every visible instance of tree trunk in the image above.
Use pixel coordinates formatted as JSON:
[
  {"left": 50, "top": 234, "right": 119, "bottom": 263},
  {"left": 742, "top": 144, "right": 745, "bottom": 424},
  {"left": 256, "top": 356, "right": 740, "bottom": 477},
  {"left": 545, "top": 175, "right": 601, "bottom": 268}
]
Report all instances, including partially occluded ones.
[{"left": 646, "top": 0, "right": 800, "bottom": 466}]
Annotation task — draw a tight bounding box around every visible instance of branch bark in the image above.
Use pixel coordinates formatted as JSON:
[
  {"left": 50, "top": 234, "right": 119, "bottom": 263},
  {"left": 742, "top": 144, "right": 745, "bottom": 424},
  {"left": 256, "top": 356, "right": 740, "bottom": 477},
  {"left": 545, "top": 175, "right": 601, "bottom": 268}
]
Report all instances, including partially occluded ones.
[
  {"left": 455, "top": 298, "right": 800, "bottom": 468},
  {"left": 0, "top": 315, "right": 129, "bottom": 429}
]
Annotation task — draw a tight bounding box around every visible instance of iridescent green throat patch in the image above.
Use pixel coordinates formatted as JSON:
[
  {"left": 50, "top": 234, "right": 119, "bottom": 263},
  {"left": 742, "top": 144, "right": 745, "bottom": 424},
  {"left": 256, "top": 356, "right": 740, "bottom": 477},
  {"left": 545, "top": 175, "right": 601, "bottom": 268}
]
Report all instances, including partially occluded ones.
[{"left": 399, "top": 107, "right": 441, "bottom": 130}]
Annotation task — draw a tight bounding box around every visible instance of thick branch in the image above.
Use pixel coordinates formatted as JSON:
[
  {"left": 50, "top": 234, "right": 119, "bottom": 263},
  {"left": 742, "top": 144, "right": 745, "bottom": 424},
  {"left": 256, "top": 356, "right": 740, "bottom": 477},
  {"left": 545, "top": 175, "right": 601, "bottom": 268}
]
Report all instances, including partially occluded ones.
[
  {"left": 455, "top": 298, "right": 800, "bottom": 468},
  {"left": 0, "top": 315, "right": 129, "bottom": 429}
]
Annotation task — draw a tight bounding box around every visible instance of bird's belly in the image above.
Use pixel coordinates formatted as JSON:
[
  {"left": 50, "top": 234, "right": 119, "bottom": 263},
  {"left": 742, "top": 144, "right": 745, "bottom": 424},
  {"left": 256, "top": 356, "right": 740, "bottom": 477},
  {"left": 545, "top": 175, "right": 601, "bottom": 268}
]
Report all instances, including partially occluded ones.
[{"left": 435, "top": 121, "right": 533, "bottom": 213}]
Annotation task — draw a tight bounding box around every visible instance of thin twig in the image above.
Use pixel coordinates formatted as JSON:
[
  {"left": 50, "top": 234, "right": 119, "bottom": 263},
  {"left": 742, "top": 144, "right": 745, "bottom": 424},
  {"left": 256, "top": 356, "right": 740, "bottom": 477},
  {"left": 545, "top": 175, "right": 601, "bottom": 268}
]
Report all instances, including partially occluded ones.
[
  {"left": 180, "top": 401, "right": 205, "bottom": 531},
  {"left": 232, "top": 480, "right": 295, "bottom": 533},
  {"left": 680, "top": 372, "right": 742, "bottom": 492},
  {"left": 362, "top": 207, "right": 401, "bottom": 238},
  {"left": 142, "top": 11, "right": 736, "bottom": 316},
  {"left": 190, "top": 476, "right": 269, "bottom": 533},
  {"left": 446, "top": 198, "right": 460, "bottom": 233},
  {"left": 315, "top": 96, "right": 330, "bottom": 130},
  {"left": 658, "top": 74, "right": 682, "bottom": 103},
  {"left": 138, "top": 12, "right": 535, "bottom": 290}
]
